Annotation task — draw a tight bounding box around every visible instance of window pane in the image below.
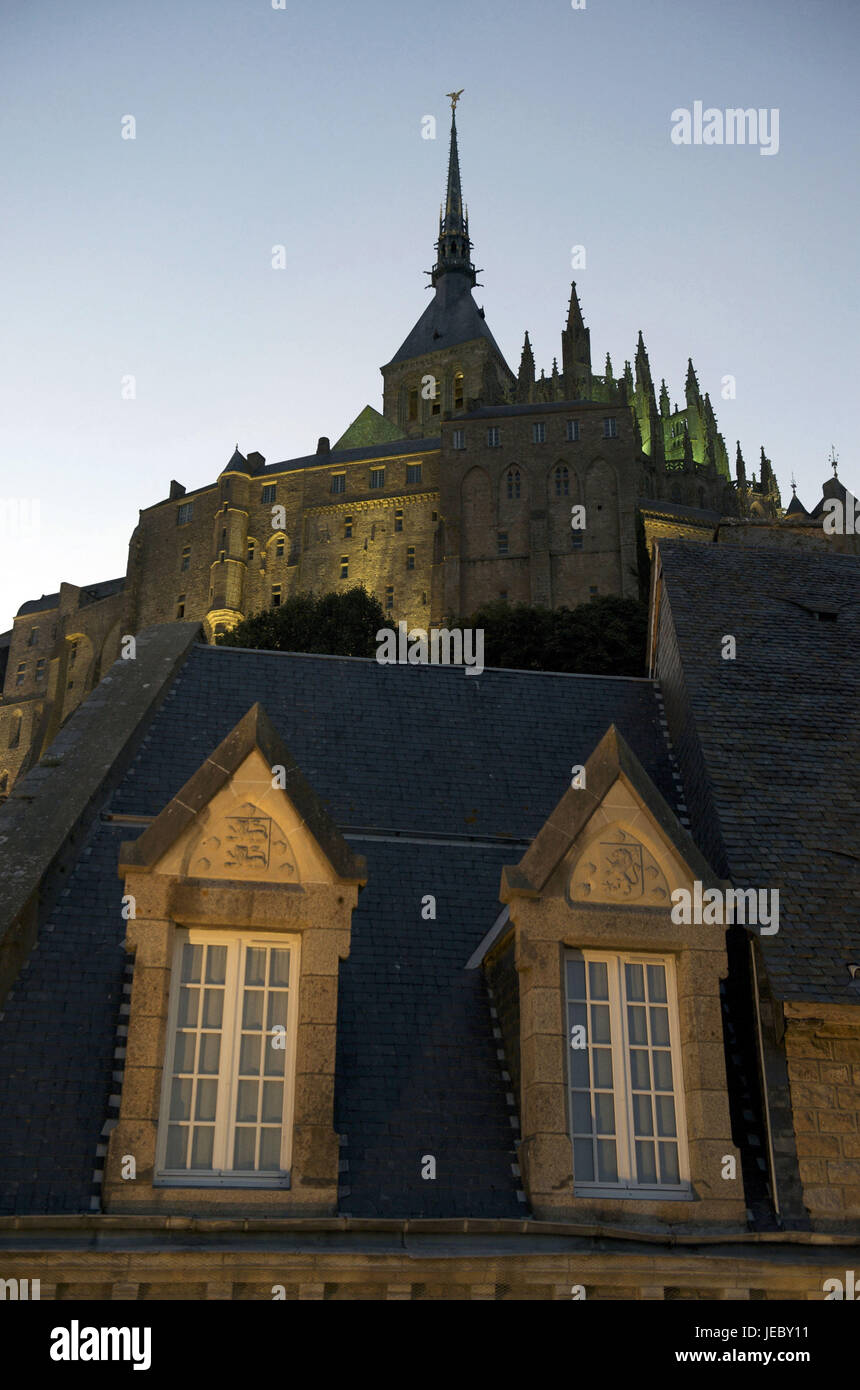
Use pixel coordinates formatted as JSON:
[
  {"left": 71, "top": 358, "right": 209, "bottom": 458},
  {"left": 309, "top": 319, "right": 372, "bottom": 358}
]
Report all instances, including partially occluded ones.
[
  {"left": 566, "top": 958, "right": 586, "bottom": 999},
  {"left": 174, "top": 1031, "right": 196, "bottom": 1072},
  {"left": 181, "top": 943, "right": 202, "bottom": 983},
  {"left": 630, "top": 1049, "right": 651, "bottom": 1089},
  {"left": 594, "top": 1092, "right": 615, "bottom": 1135},
  {"left": 239, "top": 1032, "right": 261, "bottom": 1075},
  {"left": 627, "top": 1004, "right": 647, "bottom": 1044},
  {"left": 166, "top": 1125, "right": 187, "bottom": 1169},
  {"left": 190, "top": 1126, "right": 214, "bottom": 1169},
  {"left": 202, "top": 988, "right": 223, "bottom": 1028},
  {"left": 261, "top": 1080, "right": 284, "bottom": 1124},
  {"left": 170, "top": 1077, "right": 192, "bottom": 1121},
  {"left": 572, "top": 1092, "right": 592, "bottom": 1134},
  {"left": 653, "top": 1051, "right": 673, "bottom": 1091},
  {"left": 236, "top": 1079, "right": 259, "bottom": 1123},
  {"left": 590, "top": 1004, "right": 611, "bottom": 1044},
  {"left": 265, "top": 1039, "right": 286, "bottom": 1077},
  {"left": 198, "top": 1033, "right": 221, "bottom": 1074},
  {"left": 632, "top": 1092, "right": 653, "bottom": 1136},
  {"left": 625, "top": 962, "right": 645, "bottom": 1001},
  {"left": 656, "top": 1094, "right": 677, "bottom": 1138},
  {"left": 269, "top": 950, "right": 290, "bottom": 987},
  {"left": 245, "top": 948, "right": 267, "bottom": 986},
  {"left": 206, "top": 946, "right": 227, "bottom": 984},
  {"left": 570, "top": 1045, "right": 589, "bottom": 1088},
  {"left": 588, "top": 960, "right": 609, "bottom": 1000},
  {"left": 573, "top": 1138, "right": 594, "bottom": 1182},
  {"left": 192, "top": 1078, "right": 215, "bottom": 1122},
  {"left": 267, "top": 992, "right": 288, "bottom": 1030},
  {"left": 259, "top": 1127, "right": 282, "bottom": 1170},
  {"left": 650, "top": 1007, "right": 670, "bottom": 1045},
  {"left": 635, "top": 1140, "right": 657, "bottom": 1184},
  {"left": 233, "top": 1127, "right": 256, "bottom": 1170},
  {"left": 597, "top": 1139, "right": 618, "bottom": 1183},
  {"left": 592, "top": 1047, "right": 613, "bottom": 1088},
  {"left": 659, "top": 1141, "right": 680, "bottom": 1184},
  {"left": 242, "top": 989, "right": 263, "bottom": 1030},
  {"left": 647, "top": 964, "right": 667, "bottom": 1003},
  {"left": 178, "top": 986, "right": 199, "bottom": 1028}
]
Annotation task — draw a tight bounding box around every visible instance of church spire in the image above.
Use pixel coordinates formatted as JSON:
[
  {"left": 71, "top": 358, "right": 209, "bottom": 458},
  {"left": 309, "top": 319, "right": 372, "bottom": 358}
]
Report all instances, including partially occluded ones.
[{"left": 431, "top": 92, "right": 476, "bottom": 288}]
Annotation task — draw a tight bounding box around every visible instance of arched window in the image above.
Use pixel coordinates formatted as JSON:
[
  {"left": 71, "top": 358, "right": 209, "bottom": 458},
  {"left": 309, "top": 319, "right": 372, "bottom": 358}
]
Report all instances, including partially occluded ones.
[
  {"left": 506, "top": 468, "right": 521, "bottom": 500},
  {"left": 554, "top": 465, "right": 569, "bottom": 497},
  {"left": 454, "top": 372, "right": 464, "bottom": 411},
  {"left": 8, "top": 710, "right": 23, "bottom": 750}
]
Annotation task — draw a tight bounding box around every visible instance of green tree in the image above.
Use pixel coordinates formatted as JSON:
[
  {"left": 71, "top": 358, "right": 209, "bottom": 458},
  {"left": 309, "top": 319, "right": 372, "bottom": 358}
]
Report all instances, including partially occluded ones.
[
  {"left": 465, "top": 596, "right": 648, "bottom": 677},
  {"left": 216, "top": 586, "right": 385, "bottom": 657}
]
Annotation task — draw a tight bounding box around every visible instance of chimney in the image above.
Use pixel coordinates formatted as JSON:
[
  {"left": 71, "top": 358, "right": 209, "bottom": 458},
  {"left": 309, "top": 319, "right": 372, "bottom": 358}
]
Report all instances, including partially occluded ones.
[
  {"left": 317, "top": 436, "right": 330, "bottom": 455},
  {"left": 168, "top": 480, "right": 186, "bottom": 499}
]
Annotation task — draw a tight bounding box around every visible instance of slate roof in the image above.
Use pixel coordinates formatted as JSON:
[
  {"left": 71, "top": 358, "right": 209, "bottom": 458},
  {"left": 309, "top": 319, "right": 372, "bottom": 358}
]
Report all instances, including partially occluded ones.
[
  {"left": 387, "top": 273, "right": 508, "bottom": 367},
  {"left": 262, "top": 436, "right": 440, "bottom": 478},
  {"left": 16, "top": 592, "right": 60, "bottom": 617},
  {"left": 657, "top": 540, "right": 860, "bottom": 1005},
  {"left": 14, "top": 578, "right": 124, "bottom": 618},
  {"left": 0, "top": 647, "right": 679, "bottom": 1217}
]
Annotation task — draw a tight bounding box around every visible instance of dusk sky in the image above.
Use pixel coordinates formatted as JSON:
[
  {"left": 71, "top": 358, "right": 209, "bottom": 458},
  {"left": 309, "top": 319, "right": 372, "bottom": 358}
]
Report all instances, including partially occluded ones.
[{"left": 1, "top": 0, "right": 857, "bottom": 622}]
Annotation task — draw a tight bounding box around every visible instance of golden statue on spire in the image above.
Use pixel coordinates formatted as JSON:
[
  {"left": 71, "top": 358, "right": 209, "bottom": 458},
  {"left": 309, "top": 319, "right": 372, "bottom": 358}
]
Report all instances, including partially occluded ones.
[{"left": 446, "top": 89, "right": 464, "bottom": 114}]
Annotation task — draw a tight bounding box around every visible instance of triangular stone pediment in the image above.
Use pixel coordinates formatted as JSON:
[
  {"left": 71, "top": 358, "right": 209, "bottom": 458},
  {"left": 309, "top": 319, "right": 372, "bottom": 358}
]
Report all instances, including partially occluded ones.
[
  {"left": 119, "top": 703, "right": 366, "bottom": 888},
  {"left": 500, "top": 724, "right": 722, "bottom": 907}
]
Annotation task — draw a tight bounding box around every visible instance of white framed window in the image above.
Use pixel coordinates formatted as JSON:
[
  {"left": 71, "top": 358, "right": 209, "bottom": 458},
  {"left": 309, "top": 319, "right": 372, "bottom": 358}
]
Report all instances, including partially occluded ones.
[
  {"left": 565, "top": 949, "right": 690, "bottom": 1198},
  {"left": 603, "top": 417, "right": 618, "bottom": 439},
  {"left": 156, "top": 930, "right": 299, "bottom": 1188},
  {"left": 452, "top": 428, "right": 465, "bottom": 450}
]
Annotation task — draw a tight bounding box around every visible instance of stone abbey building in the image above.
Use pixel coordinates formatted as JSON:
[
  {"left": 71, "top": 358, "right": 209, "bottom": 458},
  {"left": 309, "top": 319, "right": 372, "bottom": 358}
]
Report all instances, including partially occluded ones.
[{"left": 2, "top": 99, "right": 851, "bottom": 796}]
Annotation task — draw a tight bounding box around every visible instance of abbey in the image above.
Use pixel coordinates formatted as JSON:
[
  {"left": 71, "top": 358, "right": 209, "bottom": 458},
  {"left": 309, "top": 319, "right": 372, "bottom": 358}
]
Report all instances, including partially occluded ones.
[{"left": 0, "top": 99, "right": 852, "bottom": 798}]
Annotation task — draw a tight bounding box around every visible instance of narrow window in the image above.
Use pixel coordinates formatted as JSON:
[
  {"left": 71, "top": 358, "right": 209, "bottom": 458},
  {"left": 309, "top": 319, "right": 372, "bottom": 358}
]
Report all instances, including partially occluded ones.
[
  {"left": 532, "top": 422, "right": 546, "bottom": 444},
  {"left": 0, "top": 772, "right": 8, "bottom": 797},
  {"left": 497, "top": 532, "right": 509, "bottom": 555},
  {"left": 385, "top": 585, "right": 394, "bottom": 611},
  {"left": 406, "top": 546, "right": 415, "bottom": 570},
  {"left": 406, "top": 463, "right": 422, "bottom": 484},
  {"left": 176, "top": 595, "right": 186, "bottom": 619},
  {"left": 343, "top": 517, "right": 353, "bottom": 539},
  {"left": 408, "top": 388, "right": 418, "bottom": 422},
  {"left": 261, "top": 484, "right": 277, "bottom": 504},
  {"left": 69, "top": 641, "right": 78, "bottom": 666},
  {"left": 35, "top": 658, "right": 46, "bottom": 682},
  {"left": 589, "top": 584, "right": 598, "bottom": 598},
  {"left": 565, "top": 951, "right": 688, "bottom": 1194},
  {"left": 454, "top": 372, "right": 464, "bottom": 410},
  {"left": 15, "top": 663, "right": 26, "bottom": 687},
  {"left": 487, "top": 427, "right": 501, "bottom": 448},
  {"left": 275, "top": 537, "right": 285, "bottom": 558},
  {"left": 571, "top": 531, "right": 584, "bottom": 551},
  {"left": 431, "top": 511, "right": 438, "bottom": 522},
  {"left": 452, "top": 429, "right": 465, "bottom": 450},
  {"left": 566, "top": 420, "right": 580, "bottom": 443},
  {"left": 219, "top": 550, "right": 226, "bottom": 562},
  {"left": 181, "top": 545, "right": 191, "bottom": 572},
  {"left": 340, "top": 556, "right": 349, "bottom": 579},
  {"left": 157, "top": 933, "right": 297, "bottom": 1184},
  {"left": 247, "top": 541, "right": 255, "bottom": 562},
  {"left": 272, "top": 584, "right": 282, "bottom": 607},
  {"left": 331, "top": 473, "right": 346, "bottom": 494},
  {"left": 603, "top": 417, "right": 618, "bottom": 439},
  {"left": 369, "top": 468, "right": 385, "bottom": 490},
  {"left": 394, "top": 509, "right": 403, "bottom": 533},
  {"left": 8, "top": 711, "right": 23, "bottom": 748},
  {"left": 506, "top": 468, "right": 521, "bottom": 500},
  {"left": 27, "top": 627, "right": 38, "bottom": 647},
  {"left": 555, "top": 466, "right": 569, "bottom": 497}
]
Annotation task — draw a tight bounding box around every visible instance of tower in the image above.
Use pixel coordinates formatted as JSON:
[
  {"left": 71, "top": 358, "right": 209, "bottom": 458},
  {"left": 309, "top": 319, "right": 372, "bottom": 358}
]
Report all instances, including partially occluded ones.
[{"left": 381, "top": 93, "right": 514, "bottom": 436}]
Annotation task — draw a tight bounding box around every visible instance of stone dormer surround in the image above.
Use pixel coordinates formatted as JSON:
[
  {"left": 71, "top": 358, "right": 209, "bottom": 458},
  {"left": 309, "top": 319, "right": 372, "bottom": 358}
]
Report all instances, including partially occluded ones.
[
  {"left": 489, "top": 724, "right": 747, "bottom": 1226},
  {"left": 103, "top": 702, "right": 366, "bottom": 1216}
]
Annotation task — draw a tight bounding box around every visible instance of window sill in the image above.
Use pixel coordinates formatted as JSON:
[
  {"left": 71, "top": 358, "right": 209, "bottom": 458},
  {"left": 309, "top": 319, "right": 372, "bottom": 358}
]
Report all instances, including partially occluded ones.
[
  {"left": 574, "top": 1184, "right": 693, "bottom": 1201},
  {"left": 155, "top": 1173, "right": 291, "bottom": 1190}
]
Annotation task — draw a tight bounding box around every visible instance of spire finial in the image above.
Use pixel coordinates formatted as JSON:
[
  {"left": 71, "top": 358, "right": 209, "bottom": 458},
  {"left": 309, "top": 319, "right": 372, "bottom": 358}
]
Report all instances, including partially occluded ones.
[
  {"left": 446, "top": 88, "right": 464, "bottom": 114},
  {"left": 430, "top": 92, "right": 476, "bottom": 288},
  {"left": 829, "top": 444, "right": 839, "bottom": 475}
]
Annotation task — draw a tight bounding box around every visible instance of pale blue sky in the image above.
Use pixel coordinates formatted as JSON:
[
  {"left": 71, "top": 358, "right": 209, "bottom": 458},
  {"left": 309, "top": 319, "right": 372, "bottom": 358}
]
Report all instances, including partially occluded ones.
[{"left": 1, "top": 0, "right": 857, "bottom": 622}]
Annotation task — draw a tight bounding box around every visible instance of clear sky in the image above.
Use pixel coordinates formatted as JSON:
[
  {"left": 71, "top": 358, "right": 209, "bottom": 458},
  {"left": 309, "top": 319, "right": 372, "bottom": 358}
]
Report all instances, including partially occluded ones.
[{"left": 1, "top": 0, "right": 857, "bottom": 623}]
